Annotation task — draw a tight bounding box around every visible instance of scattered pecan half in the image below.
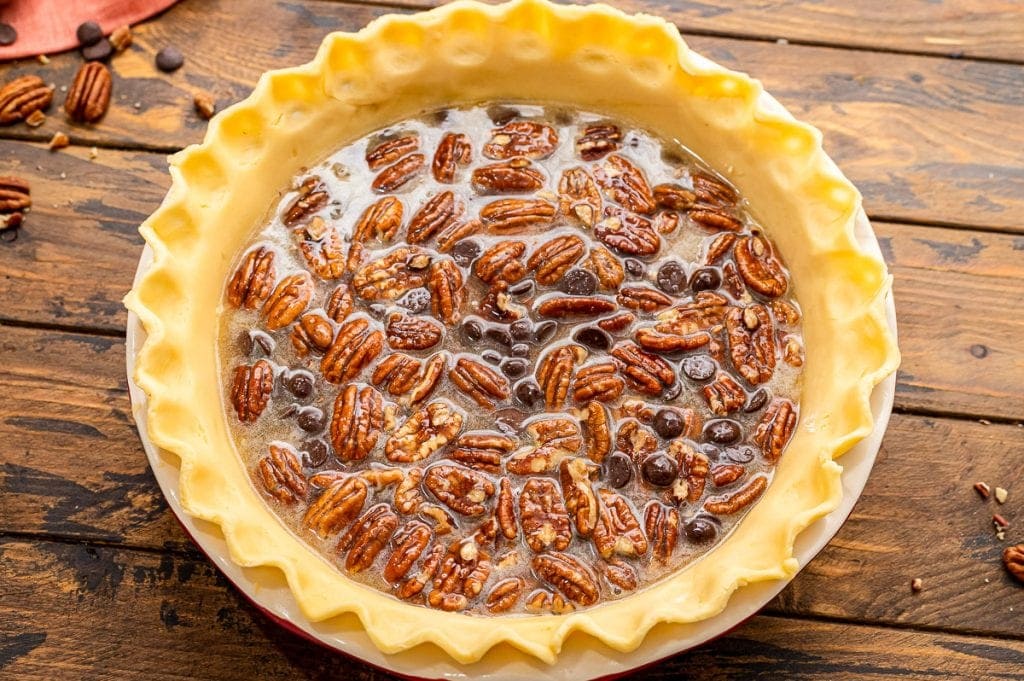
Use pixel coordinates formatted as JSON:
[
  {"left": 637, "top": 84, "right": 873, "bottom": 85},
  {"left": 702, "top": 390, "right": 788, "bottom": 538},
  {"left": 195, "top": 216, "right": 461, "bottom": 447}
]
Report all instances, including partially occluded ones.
[
  {"left": 384, "top": 521, "right": 433, "bottom": 583},
  {"left": 432, "top": 132, "right": 472, "bottom": 182},
  {"left": 425, "top": 464, "right": 496, "bottom": 516},
  {"left": 257, "top": 444, "right": 307, "bottom": 504},
  {"left": 603, "top": 558, "right": 638, "bottom": 592},
  {"left": 397, "top": 542, "right": 443, "bottom": 600},
  {"left": 726, "top": 304, "right": 776, "bottom": 385},
  {"left": 230, "top": 359, "right": 273, "bottom": 423},
  {"left": 528, "top": 234, "right": 586, "bottom": 285},
  {"left": 0, "top": 75, "right": 53, "bottom": 125},
  {"left": 227, "top": 246, "right": 276, "bottom": 309},
  {"left": 560, "top": 458, "right": 599, "bottom": 537},
  {"left": 496, "top": 477, "right": 518, "bottom": 540},
  {"left": 573, "top": 363, "right": 625, "bottom": 404},
  {"left": 507, "top": 418, "right": 583, "bottom": 474},
  {"left": 618, "top": 286, "right": 673, "bottom": 312},
  {"left": 654, "top": 211, "right": 681, "bottom": 235},
  {"left": 283, "top": 177, "right": 329, "bottom": 227},
  {"left": 479, "top": 198, "right": 556, "bottom": 232},
  {"left": 385, "top": 401, "right": 464, "bottom": 463},
  {"left": 706, "top": 233, "right": 738, "bottom": 264},
  {"left": 386, "top": 312, "right": 443, "bottom": 351},
  {"left": 449, "top": 357, "right": 510, "bottom": 408},
  {"left": 753, "top": 398, "right": 797, "bottom": 462},
  {"left": 594, "top": 155, "right": 656, "bottom": 214},
  {"left": 536, "top": 295, "right": 617, "bottom": 319},
  {"left": 634, "top": 326, "right": 711, "bottom": 353},
  {"left": 263, "top": 272, "right": 314, "bottom": 330},
  {"left": 483, "top": 121, "right": 558, "bottom": 159},
  {"left": 291, "top": 312, "right": 334, "bottom": 356},
  {"left": 64, "top": 63, "right": 111, "bottom": 123},
  {"left": 536, "top": 344, "right": 586, "bottom": 409},
  {"left": 611, "top": 342, "right": 676, "bottom": 396},
  {"left": 330, "top": 384, "right": 384, "bottom": 461},
  {"left": 450, "top": 432, "right": 515, "bottom": 473},
  {"left": 583, "top": 401, "right": 613, "bottom": 463},
  {"left": 689, "top": 205, "right": 743, "bottom": 232},
  {"left": 485, "top": 577, "right": 525, "bottom": 613},
  {"left": 371, "top": 353, "right": 420, "bottom": 396},
  {"left": 693, "top": 172, "right": 739, "bottom": 207},
  {"left": 303, "top": 476, "right": 369, "bottom": 538},
  {"left": 471, "top": 158, "right": 545, "bottom": 194},
  {"left": 338, "top": 503, "right": 399, "bottom": 572},
  {"left": 407, "top": 191, "right": 463, "bottom": 244},
  {"left": 586, "top": 245, "right": 625, "bottom": 291},
  {"left": 427, "top": 258, "right": 464, "bottom": 324},
  {"left": 704, "top": 475, "right": 767, "bottom": 515},
  {"left": 533, "top": 552, "right": 599, "bottom": 606},
  {"left": 593, "top": 488, "right": 648, "bottom": 559},
  {"left": 372, "top": 153, "right": 425, "bottom": 193},
  {"left": 653, "top": 183, "right": 696, "bottom": 211},
  {"left": 299, "top": 228, "right": 346, "bottom": 280},
  {"left": 436, "top": 218, "right": 482, "bottom": 252},
  {"left": 558, "top": 167, "right": 601, "bottom": 226},
  {"left": 474, "top": 240, "right": 527, "bottom": 284},
  {"left": 353, "top": 196, "right": 404, "bottom": 244},
  {"left": 594, "top": 209, "right": 660, "bottom": 256},
  {"left": 321, "top": 317, "right": 384, "bottom": 383},
  {"left": 519, "top": 478, "right": 572, "bottom": 552},
  {"left": 1003, "top": 544, "right": 1024, "bottom": 584},
  {"left": 702, "top": 372, "right": 746, "bottom": 416},
  {"left": 711, "top": 464, "right": 746, "bottom": 487},
  {"left": 351, "top": 246, "right": 431, "bottom": 300},
  {"left": 734, "top": 235, "right": 789, "bottom": 298},
  {"left": 576, "top": 124, "right": 621, "bottom": 161},
  {"left": 669, "top": 441, "right": 709, "bottom": 503},
  {"left": 0, "top": 176, "right": 30, "bottom": 213},
  {"left": 366, "top": 134, "right": 419, "bottom": 170},
  {"left": 654, "top": 291, "right": 730, "bottom": 336},
  {"left": 645, "top": 502, "right": 680, "bottom": 562}
]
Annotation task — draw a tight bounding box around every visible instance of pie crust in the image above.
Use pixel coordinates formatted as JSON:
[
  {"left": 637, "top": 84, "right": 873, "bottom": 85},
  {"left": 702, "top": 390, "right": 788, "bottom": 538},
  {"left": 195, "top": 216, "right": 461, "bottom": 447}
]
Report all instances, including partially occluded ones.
[{"left": 124, "top": 0, "right": 900, "bottom": 664}]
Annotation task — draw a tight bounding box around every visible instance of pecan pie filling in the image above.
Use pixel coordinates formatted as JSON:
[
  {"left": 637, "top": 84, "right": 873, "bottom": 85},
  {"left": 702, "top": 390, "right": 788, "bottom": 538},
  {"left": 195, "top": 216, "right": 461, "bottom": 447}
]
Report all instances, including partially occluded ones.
[{"left": 220, "top": 104, "right": 804, "bottom": 615}]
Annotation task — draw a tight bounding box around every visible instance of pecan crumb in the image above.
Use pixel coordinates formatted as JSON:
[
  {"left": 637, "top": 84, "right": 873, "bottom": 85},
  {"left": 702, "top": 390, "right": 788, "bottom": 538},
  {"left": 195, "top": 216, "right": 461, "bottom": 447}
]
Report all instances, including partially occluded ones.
[
  {"left": 910, "top": 577, "right": 923, "bottom": 593},
  {"left": 993, "top": 514, "right": 1010, "bottom": 530},
  {"left": 48, "top": 131, "right": 69, "bottom": 150},
  {"left": 995, "top": 487, "right": 1008, "bottom": 504},
  {"left": 194, "top": 92, "right": 216, "bottom": 120},
  {"left": 25, "top": 110, "right": 45, "bottom": 127},
  {"left": 974, "top": 481, "right": 991, "bottom": 499}
]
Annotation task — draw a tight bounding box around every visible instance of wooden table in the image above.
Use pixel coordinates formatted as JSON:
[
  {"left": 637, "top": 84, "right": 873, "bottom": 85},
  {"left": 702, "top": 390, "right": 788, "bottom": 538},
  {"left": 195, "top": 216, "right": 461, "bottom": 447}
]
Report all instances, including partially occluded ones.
[{"left": 1, "top": 1, "right": 1022, "bottom": 678}]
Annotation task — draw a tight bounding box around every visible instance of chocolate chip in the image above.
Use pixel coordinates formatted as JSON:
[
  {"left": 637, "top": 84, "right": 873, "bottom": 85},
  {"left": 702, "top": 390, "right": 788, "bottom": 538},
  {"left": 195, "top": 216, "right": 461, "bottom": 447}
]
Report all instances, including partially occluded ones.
[
  {"left": 560, "top": 269, "right": 598, "bottom": 296},
  {"left": 296, "top": 406, "right": 326, "bottom": 433},
  {"left": 662, "top": 381, "right": 682, "bottom": 400},
  {"left": 683, "top": 515, "right": 720, "bottom": 543},
  {"left": 82, "top": 38, "right": 113, "bottom": 62},
  {"left": 507, "top": 279, "right": 535, "bottom": 297},
  {"left": 482, "top": 349, "right": 502, "bottom": 365},
  {"left": 514, "top": 380, "right": 544, "bottom": 409},
  {"left": 494, "top": 408, "right": 528, "bottom": 435},
  {"left": 510, "top": 343, "right": 530, "bottom": 357},
  {"left": 656, "top": 260, "right": 688, "bottom": 295},
  {"left": 484, "top": 327, "right": 512, "bottom": 347},
  {"left": 681, "top": 355, "right": 716, "bottom": 382},
  {"left": 501, "top": 357, "right": 529, "bottom": 379},
  {"left": 652, "top": 409, "right": 684, "bottom": 439},
  {"left": 723, "top": 446, "right": 755, "bottom": 464},
  {"left": 461, "top": 319, "right": 483, "bottom": 342},
  {"left": 573, "top": 326, "right": 610, "bottom": 351},
  {"left": 641, "top": 454, "right": 678, "bottom": 487},
  {"left": 510, "top": 319, "right": 533, "bottom": 341},
  {"left": 605, "top": 452, "right": 633, "bottom": 488},
  {"left": 247, "top": 330, "right": 275, "bottom": 356},
  {"left": 689, "top": 267, "right": 721, "bottom": 293},
  {"left": 76, "top": 21, "right": 103, "bottom": 47},
  {"left": 533, "top": 320, "right": 557, "bottom": 344},
  {"left": 284, "top": 369, "right": 315, "bottom": 399},
  {"left": 487, "top": 105, "right": 520, "bottom": 125},
  {"left": 368, "top": 303, "right": 388, "bottom": 319},
  {"left": 743, "top": 388, "right": 769, "bottom": 413},
  {"left": 624, "top": 258, "right": 645, "bottom": 278},
  {"left": 397, "top": 288, "right": 430, "bottom": 314},
  {"left": 155, "top": 46, "right": 185, "bottom": 72},
  {"left": 0, "top": 23, "right": 17, "bottom": 46},
  {"left": 450, "top": 239, "right": 481, "bottom": 267},
  {"left": 302, "top": 438, "right": 330, "bottom": 467},
  {"left": 704, "top": 419, "right": 742, "bottom": 444}
]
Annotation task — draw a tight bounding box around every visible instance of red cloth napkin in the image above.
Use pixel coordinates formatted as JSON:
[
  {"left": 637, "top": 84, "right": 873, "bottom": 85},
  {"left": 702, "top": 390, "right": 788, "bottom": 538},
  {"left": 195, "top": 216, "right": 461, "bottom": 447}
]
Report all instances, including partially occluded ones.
[{"left": 0, "top": 0, "right": 179, "bottom": 61}]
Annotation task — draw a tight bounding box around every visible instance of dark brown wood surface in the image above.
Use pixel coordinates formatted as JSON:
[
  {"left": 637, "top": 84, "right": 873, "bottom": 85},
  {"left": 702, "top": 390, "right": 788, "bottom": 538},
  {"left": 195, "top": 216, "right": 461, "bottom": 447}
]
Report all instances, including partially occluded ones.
[{"left": 1, "top": 0, "right": 1022, "bottom": 679}]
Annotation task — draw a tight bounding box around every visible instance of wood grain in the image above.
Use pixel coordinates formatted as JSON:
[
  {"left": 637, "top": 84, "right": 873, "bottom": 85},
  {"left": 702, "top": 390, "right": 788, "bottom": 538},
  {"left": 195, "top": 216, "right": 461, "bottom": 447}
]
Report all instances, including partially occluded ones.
[
  {"left": 2, "top": 539, "right": 1023, "bottom": 680},
  {"left": 2, "top": 324, "right": 1022, "bottom": 638},
  {"left": 0, "top": 0, "right": 1022, "bottom": 230}
]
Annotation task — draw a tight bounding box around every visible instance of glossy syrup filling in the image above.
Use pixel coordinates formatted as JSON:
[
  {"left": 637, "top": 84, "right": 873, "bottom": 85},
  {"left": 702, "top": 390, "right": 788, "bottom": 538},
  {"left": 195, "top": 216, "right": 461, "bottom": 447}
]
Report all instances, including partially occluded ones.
[{"left": 219, "top": 103, "right": 804, "bottom": 615}]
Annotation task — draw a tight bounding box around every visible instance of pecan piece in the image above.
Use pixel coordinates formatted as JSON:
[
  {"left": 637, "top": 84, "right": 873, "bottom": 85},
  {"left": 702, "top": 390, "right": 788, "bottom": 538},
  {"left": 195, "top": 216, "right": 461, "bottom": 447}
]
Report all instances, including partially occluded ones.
[
  {"left": 519, "top": 478, "right": 572, "bottom": 552},
  {"left": 771, "top": 299, "right": 801, "bottom": 326},
  {"left": 525, "top": 589, "right": 574, "bottom": 614},
  {"left": 472, "top": 158, "right": 545, "bottom": 194},
  {"left": 372, "top": 153, "right": 425, "bottom": 193},
  {"left": 528, "top": 234, "right": 585, "bottom": 285},
  {"left": 339, "top": 504, "right": 399, "bottom": 572},
  {"left": 321, "top": 318, "right": 384, "bottom": 383},
  {"left": 594, "top": 154, "right": 656, "bottom": 214},
  {"left": 398, "top": 542, "right": 443, "bottom": 600},
  {"left": 427, "top": 258, "right": 464, "bottom": 325},
  {"left": 583, "top": 401, "right": 613, "bottom": 463},
  {"left": 352, "top": 196, "right": 404, "bottom": 244},
  {"left": 303, "top": 476, "right": 369, "bottom": 538},
  {"left": 726, "top": 304, "right": 776, "bottom": 385},
  {"left": 782, "top": 335, "right": 804, "bottom": 367},
  {"left": 672, "top": 442, "right": 709, "bottom": 503},
  {"left": 645, "top": 502, "right": 680, "bottom": 563},
  {"left": 485, "top": 577, "right": 525, "bottom": 613},
  {"left": 386, "top": 313, "right": 443, "bottom": 351},
  {"left": 496, "top": 477, "right": 517, "bottom": 540},
  {"left": 603, "top": 558, "right": 638, "bottom": 592},
  {"left": 299, "top": 227, "right": 346, "bottom": 279},
  {"left": 450, "top": 432, "right": 515, "bottom": 473},
  {"left": 330, "top": 384, "right": 384, "bottom": 461},
  {"left": 480, "top": 198, "right": 556, "bottom": 232},
  {"left": 693, "top": 172, "right": 739, "bottom": 207},
  {"left": 0, "top": 175, "right": 30, "bottom": 212},
  {"left": 351, "top": 246, "right": 430, "bottom": 300},
  {"left": 560, "top": 458, "right": 599, "bottom": 537},
  {"left": 474, "top": 240, "right": 527, "bottom": 284},
  {"left": 654, "top": 212, "right": 681, "bottom": 235},
  {"left": 735, "top": 235, "right": 789, "bottom": 298},
  {"left": 432, "top": 132, "right": 472, "bottom": 182},
  {"left": 702, "top": 372, "right": 746, "bottom": 416},
  {"left": 753, "top": 399, "right": 797, "bottom": 463},
  {"left": 635, "top": 326, "right": 711, "bottom": 353},
  {"left": 722, "top": 261, "right": 748, "bottom": 299},
  {"left": 227, "top": 246, "right": 276, "bottom": 309},
  {"left": 262, "top": 271, "right": 313, "bottom": 330},
  {"left": 536, "top": 344, "right": 586, "bottom": 409},
  {"left": 407, "top": 191, "right": 463, "bottom": 244},
  {"left": 406, "top": 353, "right": 447, "bottom": 405},
  {"left": 394, "top": 468, "right": 425, "bottom": 514},
  {"left": 385, "top": 401, "right": 464, "bottom": 463},
  {"left": 425, "top": 464, "right": 496, "bottom": 516},
  {"left": 449, "top": 357, "right": 510, "bottom": 408},
  {"left": 689, "top": 206, "right": 743, "bottom": 232},
  {"left": 586, "top": 246, "right": 625, "bottom": 291},
  {"left": 704, "top": 475, "right": 768, "bottom": 515},
  {"left": 595, "top": 209, "right": 660, "bottom": 256},
  {"left": 1003, "top": 545, "right": 1024, "bottom": 583},
  {"left": 536, "top": 296, "right": 616, "bottom": 319},
  {"left": 326, "top": 284, "right": 354, "bottom": 322},
  {"left": 576, "top": 123, "right": 621, "bottom": 161},
  {"left": 611, "top": 342, "right": 676, "bottom": 396},
  {"left": 257, "top": 444, "right": 307, "bottom": 504},
  {"left": 558, "top": 167, "right": 601, "bottom": 226},
  {"left": 616, "top": 420, "right": 658, "bottom": 461},
  {"left": 653, "top": 183, "right": 696, "bottom": 211},
  {"left": 436, "top": 218, "right": 482, "bottom": 252},
  {"left": 230, "top": 359, "right": 273, "bottom": 423},
  {"left": 507, "top": 418, "right": 583, "bottom": 474},
  {"left": 572, "top": 363, "right": 625, "bottom": 404},
  {"left": 290, "top": 312, "right": 334, "bottom": 356},
  {"left": 655, "top": 292, "right": 731, "bottom": 334},
  {"left": 384, "top": 521, "right": 432, "bottom": 583},
  {"left": 0, "top": 75, "right": 53, "bottom": 124},
  {"left": 429, "top": 540, "right": 492, "bottom": 611},
  {"left": 283, "top": 177, "right": 329, "bottom": 227},
  {"left": 366, "top": 135, "right": 419, "bottom": 171},
  {"left": 533, "top": 552, "right": 599, "bottom": 606},
  {"left": 593, "top": 488, "right": 648, "bottom": 558},
  {"left": 64, "top": 62, "right": 111, "bottom": 123},
  {"left": 706, "top": 233, "right": 738, "bottom": 264},
  {"left": 618, "top": 286, "right": 672, "bottom": 312},
  {"left": 483, "top": 121, "right": 558, "bottom": 159},
  {"left": 478, "top": 281, "right": 525, "bottom": 322},
  {"left": 711, "top": 464, "right": 746, "bottom": 487}
]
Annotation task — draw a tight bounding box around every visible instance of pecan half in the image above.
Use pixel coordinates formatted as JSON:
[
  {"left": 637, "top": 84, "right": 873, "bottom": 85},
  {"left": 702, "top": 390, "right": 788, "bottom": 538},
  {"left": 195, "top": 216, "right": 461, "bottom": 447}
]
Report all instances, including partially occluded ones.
[
  {"left": 372, "top": 353, "right": 420, "bottom": 396},
  {"left": 321, "top": 318, "right": 384, "bottom": 383},
  {"left": 704, "top": 475, "right": 767, "bottom": 515},
  {"left": 611, "top": 342, "right": 676, "bottom": 396},
  {"left": 394, "top": 468, "right": 425, "bottom": 514},
  {"left": 330, "top": 384, "right": 384, "bottom": 461},
  {"left": 673, "top": 443, "right": 709, "bottom": 503},
  {"left": 366, "top": 135, "right": 419, "bottom": 171},
  {"left": 386, "top": 312, "right": 443, "bottom": 351},
  {"left": 291, "top": 312, "right": 334, "bottom": 356},
  {"left": 528, "top": 234, "right": 585, "bottom": 285},
  {"left": 702, "top": 373, "right": 746, "bottom": 416},
  {"left": 324, "top": 286, "right": 352, "bottom": 325},
  {"left": 507, "top": 418, "right": 583, "bottom": 474},
  {"left": 576, "top": 124, "right": 621, "bottom": 161},
  {"left": 558, "top": 167, "right": 601, "bottom": 226},
  {"left": 429, "top": 539, "right": 492, "bottom": 611},
  {"left": 425, "top": 464, "right": 496, "bottom": 516},
  {"left": 0, "top": 176, "right": 30, "bottom": 213},
  {"left": 407, "top": 191, "right": 463, "bottom": 244},
  {"left": 283, "top": 177, "right": 329, "bottom": 227},
  {"left": 593, "top": 488, "right": 648, "bottom": 559},
  {"left": 230, "top": 359, "right": 273, "bottom": 423},
  {"left": 262, "top": 272, "right": 313, "bottom": 330},
  {"left": 519, "top": 478, "right": 572, "bottom": 552},
  {"left": 645, "top": 502, "right": 680, "bottom": 563},
  {"left": 397, "top": 542, "right": 443, "bottom": 600},
  {"left": 474, "top": 240, "right": 527, "bottom": 284},
  {"left": 384, "top": 521, "right": 433, "bottom": 583},
  {"left": 693, "top": 172, "right": 739, "bottom": 207},
  {"left": 450, "top": 432, "right": 515, "bottom": 473},
  {"left": 711, "top": 464, "right": 746, "bottom": 487},
  {"left": 772, "top": 299, "right": 801, "bottom": 326},
  {"left": 525, "top": 589, "right": 574, "bottom": 614},
  {"left": 480, "top": 198, "right": 556, "bottom": 231},
  {"left": 351, "top": 246, "right": 430, "bottom": 300},
  {"left": 427, "top": 259, "right": 464, "bottom": 325},
  {"left": 586, "top": 246, "right": 625, "bottom": 291},
  {"left": 407, "top": 353, "right": 447, "bottom": 405},
  {"left": 449, "top": 357, "right": 510, "bottom": 408},
  {"left": 722, "top": 261, "right": 748, "bottom": 300},
  {"left": 560, "top": 458, "right": 599, "bottom": 537},
  {"left": 726, "top": 304, "right": 776, "bottom": 385},
  {"left": 483, "top": 121, "right": 558, "bottom": 159},
  {"left": 536, "top": 296, "right": 617, "bottom": 319},
  {"left": 536, "top": 344, "right": 586, "bottom": 409},
  {"left": 436, "top": 218, "right": 482, "bottom": 252},
  {"left": 595, "top": 209, "right": 660, "bottom": 256},
  {"left": 689, "top": 206, "right": 742, "bottom": 232},
  {"left": 338, "top": 504, "right": 399, "bottom": 572},
  {"left": 583, "top": 401, "right": 613, "bottom": 463},
  {"left": 572, "top": 363, "right": 625, "bottom": 404},
  {"left": 653, "top": 183, "right": 696, "bottom": 211},
  {"left": 64, "top": 63, "right": 111, "bottom": 123},
  {"left": 0, "top": 75, "right": 53, "bottom": 125},
  {"left": 603, "top": 558, "right": 638, "bottom": 592},
  {"left": 472, "top": 158, "right": 545, "bottom": 194},
  {"left": 782, "top": 335, "right": 804, "bottom": 367},
  {"left": 227, "top": 246, "right": 276, "bottom": 309},
  {"left": 303, "top": 476, "right": 369, "bottom": 538},
  {"left": 635, "top": 326, "right": 711, "bottom": 353},
  {"left": 706, "top": 233, "right": 738, "bottom": 264},
  {"left": 753, "top": 399, "right": 797, "bottom": 462},
  {"left": 654, "top": 212, "right": 681, "bottom": 235},
  {"left": 594, "top": 155, "right": 656, "bottom": 214},
  {"left": 533, "top": 552, "right": 599, "bottom": 606},
  {"left": 372, "top": 153, "right": 425, "bottom": 193},
  {"left": 299, "top": 228, "right": 346, "bottom": 280},
  {"left": 496, "top": 477, "right": 517, "bottom": 540},
  {"left": 485, "top": 577, "right": 525, "bottom": 613},
  {"left": 385, "top": 401, "right": 464, "bottom": 463},
  {"left": 1003, "top": 545, "right": 1024, "bottom": 583},
  {"left": 353, "top": 196, "right": 404, "bottom": 244},
  {"left": 618, "top": 286, "right": 672, "bottom": 312},
  {"left": 735, "top": 235, "right": 789, "bottom": 298},
  {"left": 432, "top": 132, "right": 472, "bottom": 182},
  {"left": 257, "top": 444, "right": 307, "bottom": 504}
]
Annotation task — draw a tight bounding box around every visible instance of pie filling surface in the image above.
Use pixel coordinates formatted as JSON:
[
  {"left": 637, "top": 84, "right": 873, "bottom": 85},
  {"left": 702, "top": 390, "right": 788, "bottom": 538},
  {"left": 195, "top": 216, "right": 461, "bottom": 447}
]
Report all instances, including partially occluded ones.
[{"left": 220, "top": 103, "right": 804, "bottom": 616}]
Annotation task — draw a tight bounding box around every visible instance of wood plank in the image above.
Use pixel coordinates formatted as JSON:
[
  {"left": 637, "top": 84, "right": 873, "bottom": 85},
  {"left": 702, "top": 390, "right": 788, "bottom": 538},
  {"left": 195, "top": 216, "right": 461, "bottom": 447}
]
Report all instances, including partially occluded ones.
[
  {"left": 0, "top": 0, "right": 1021, "bottom": 230},
  {"left": 2, "top": 324, "right": 1023, "bottom": 638},
  {"left": 343, "top": 0, "right": 1024, "bottom": 63},
  {"left": 2, "top": 539, "right": 1023, "bottom": 680}
]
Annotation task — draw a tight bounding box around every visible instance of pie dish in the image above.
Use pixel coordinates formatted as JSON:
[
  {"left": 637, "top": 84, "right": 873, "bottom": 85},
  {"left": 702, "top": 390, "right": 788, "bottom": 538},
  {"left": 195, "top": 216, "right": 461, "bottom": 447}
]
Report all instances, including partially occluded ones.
[{"left": 124, "top": 0, "right": 899, "bottom": 664}]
